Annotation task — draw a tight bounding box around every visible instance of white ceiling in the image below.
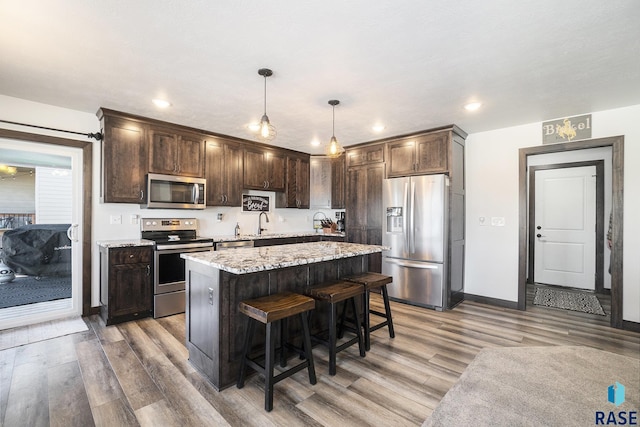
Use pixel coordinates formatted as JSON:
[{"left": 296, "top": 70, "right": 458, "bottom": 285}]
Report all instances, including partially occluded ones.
[{"left": 1, "top": 1, "right": 639, "bottom": 154}]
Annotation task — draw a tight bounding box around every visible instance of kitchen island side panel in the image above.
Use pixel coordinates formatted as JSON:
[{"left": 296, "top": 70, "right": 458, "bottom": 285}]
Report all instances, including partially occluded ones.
[{"left": 186, "top": 255, "right": 368, "bottom": 390}]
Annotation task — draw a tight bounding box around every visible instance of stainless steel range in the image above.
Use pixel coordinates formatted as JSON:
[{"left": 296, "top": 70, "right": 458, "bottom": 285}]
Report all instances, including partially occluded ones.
[{"left": 141, "top": 218, "right": 213, "bottom": 318}]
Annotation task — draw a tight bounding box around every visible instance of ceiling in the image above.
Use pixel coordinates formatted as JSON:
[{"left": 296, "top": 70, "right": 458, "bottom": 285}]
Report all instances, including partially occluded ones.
[{"left": 1, "top": 1, "right": 639, "bottom": 154}]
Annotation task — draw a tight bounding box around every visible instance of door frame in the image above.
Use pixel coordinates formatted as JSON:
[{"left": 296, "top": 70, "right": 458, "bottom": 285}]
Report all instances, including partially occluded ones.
[
  {"left": 519, "top": 136, "right": 623, "bottom": 329},
  {"left": 0, "top": 128, "right": 93, "bottom": 316},
  {"left": 528, "top": 160, "right": 605, "bottom": 292}
]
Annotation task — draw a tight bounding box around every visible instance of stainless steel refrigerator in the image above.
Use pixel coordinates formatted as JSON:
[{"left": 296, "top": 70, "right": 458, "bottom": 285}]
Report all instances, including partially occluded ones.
[{"left": 382, "top": 174, "right": 447, "bottom": 310}]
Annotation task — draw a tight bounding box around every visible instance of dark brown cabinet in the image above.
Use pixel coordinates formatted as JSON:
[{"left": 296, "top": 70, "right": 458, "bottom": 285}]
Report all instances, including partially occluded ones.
[
  {"left": 243, "top": 146, "right": 286, "bottom": 191},
  {"left": 331, "top": 155, "right": 346, "bottom": 209},
  {"left": 148, "top": 126, "right": 205, "bottom": 177},
  {"left": 99, "top": 246, "right": 153, "bottom": 325},
  {"left": 387, "top": 131, "right": 448, "bottom": 177},
  {"left": 98, "top": 110, "right": 148, "bottom": 203},
  {"left": 345, "top": 163, "right": 384, "bottom": 272},
  {"left": 276, "top": 154, "right": 310, "bottom": 208},
  {"left": 205, "top": 138, "right": 244, "bottom": 206},
  {"left": 345, "top": 143, "right": 384, "bottom": 168}
]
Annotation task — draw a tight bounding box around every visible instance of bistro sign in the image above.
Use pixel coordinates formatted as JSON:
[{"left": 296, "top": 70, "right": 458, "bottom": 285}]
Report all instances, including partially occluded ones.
[
  {"left": 242, "top": 195, "right": 270, "bottom": 212},
  {"left": 542, "top": 114, "right": 592, "bottom": 144}
]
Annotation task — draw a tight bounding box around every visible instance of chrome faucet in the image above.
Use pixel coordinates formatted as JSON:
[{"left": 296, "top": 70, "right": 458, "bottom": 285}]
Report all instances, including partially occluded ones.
[{"left": 258, "top": 212, "right": 269, "bottom": 235}]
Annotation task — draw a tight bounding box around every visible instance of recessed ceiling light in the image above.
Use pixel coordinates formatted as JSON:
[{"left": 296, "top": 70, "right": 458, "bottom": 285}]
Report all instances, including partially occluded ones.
[
  {"left": 152, "top": 99, "right": 171, "bottom": 108},
  {"left": 247, "top": 123, "right": 261, "bottom": 132},
  {"left": 464, "top": 102, "right": 482, "bottom": 111},
  {"left": 372, "top": 124, "right": 386, "bottom": 133},
  {"left": 310, "top": 139, "right": 321, "bottom": 147}
]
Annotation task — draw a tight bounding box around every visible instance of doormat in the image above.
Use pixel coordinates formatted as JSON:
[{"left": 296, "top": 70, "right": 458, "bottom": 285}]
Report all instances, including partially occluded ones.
[
  {"left": 533, "top": 287, "right": 605, "bottom": 315},
  {"left": 0, "top": 275, "right": 71, "bottom": 309}
]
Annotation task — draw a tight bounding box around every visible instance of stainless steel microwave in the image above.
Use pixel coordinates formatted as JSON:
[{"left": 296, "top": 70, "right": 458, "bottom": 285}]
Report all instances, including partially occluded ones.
[{"left": 143, "top": 173, "right": 206, "bottom": 209}]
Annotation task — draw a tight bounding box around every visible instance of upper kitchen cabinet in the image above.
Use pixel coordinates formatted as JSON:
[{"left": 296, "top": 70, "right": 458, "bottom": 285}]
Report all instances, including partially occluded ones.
[
  {"left": 205, "top": 137, "right": 244, "bottom": 206},
  {"left": 243, "top": 146, "right": 286, "bottom": 192},
  {"left": 345, "top": 143, "right": 384, "bottom": 168},
  {"left": 276, "top": 154, "right": 310, "bottom": 208},
  {"left": 309, "top": 155, "right": 345, "bottom": 209},
  {"left": 98, "top": 109, "right": 148, "bottom": 204},
  {"left": 148, "top": 126, "right": 205, "bottom": 177},
  {"left": 386, "top": 126, "right": 467, "bottom": 178}
]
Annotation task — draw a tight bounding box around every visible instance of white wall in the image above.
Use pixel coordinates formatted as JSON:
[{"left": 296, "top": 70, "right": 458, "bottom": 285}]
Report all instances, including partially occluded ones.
[{"left": 465, "top": 104, "right": 640, "bottom": 323}]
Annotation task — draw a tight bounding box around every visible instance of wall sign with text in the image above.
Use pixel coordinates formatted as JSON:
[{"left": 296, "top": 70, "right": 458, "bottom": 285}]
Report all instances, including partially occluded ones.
[
  {"left": 242, "top": 195, "right": 270, "bottom": 212},
  {"left": 542, "top": 114, "right": 592, "bottom": 144}
]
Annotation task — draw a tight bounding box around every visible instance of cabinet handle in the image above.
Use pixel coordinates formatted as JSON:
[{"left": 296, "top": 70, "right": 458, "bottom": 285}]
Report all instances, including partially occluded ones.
[
  {"left": 146, "top": 265, "right": 151, "bottom": 276},
  {"left": 266, "top": 181, "right": 270, "bottom": 189},
  {"left": 129, "top": 254, "right": 134, "bottom": 258},
  {"left": 140, "top": 190, "right": 144, "bottom": 201},
  {"left": 224, "top": 195, "right": 228, "bottom": 203}
]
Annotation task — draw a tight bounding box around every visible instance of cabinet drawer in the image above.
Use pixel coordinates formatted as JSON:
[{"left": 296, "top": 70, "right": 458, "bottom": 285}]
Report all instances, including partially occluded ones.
[{"left": 111, "top": 247, "right": 152, "bottom": 264}]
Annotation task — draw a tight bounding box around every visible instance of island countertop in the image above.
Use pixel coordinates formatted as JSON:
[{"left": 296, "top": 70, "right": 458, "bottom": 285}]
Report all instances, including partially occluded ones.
[{"left": 181, "top": 241, "right": 387, "bottom": 274}]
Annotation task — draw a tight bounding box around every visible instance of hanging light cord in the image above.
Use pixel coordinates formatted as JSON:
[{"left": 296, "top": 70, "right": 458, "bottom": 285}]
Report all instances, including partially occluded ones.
[
  {"left": 332, "top": 104, "right": 336, "bottom": 137},
  {"left": 263, "top": 75, "right": 268, "bottom": 115},
  {"left": 0, "top": 119, "right": 103, "bottom": 141}
]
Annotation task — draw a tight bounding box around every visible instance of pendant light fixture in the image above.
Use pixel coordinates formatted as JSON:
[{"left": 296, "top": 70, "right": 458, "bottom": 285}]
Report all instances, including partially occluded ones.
[
  {"left": 326, "top": 99, "right": 344, "bottom": 157},
  {"left": 256, "top": 68, "right": 276, "bottom": 141}
]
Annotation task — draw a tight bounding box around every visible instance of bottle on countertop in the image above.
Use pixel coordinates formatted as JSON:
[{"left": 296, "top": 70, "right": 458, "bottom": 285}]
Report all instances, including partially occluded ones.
[{"left": 234, "top": 222, "right": 240, "bottom": 237}]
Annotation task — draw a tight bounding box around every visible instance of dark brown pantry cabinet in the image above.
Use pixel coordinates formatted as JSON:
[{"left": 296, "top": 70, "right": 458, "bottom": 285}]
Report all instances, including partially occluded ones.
[
  {"left": 243, "top": 146, "right": 286, "bottom": 191},
  {"left": 148, "top": 126, "right": 205, "bottom": 178},
  {"left": 205, "top": 137, "right": 244, "bottom": 206},
  {"left": 276, "top": 154, "right": 310, "bottom": 208},
  {"left": 345, "top": 162, "right": 384, "bottom": 272},
  {"left": 98, "top": 110, "right": 148, "bottom": 203},
  {"left": 99, "top": 245, "right": 153, "bottom": 326}
]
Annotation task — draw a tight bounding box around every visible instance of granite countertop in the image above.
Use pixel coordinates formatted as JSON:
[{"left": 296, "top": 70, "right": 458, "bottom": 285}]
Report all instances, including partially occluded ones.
[
  {"left": 96, "top": 239, "right": 155, "bottom": 248},
  {"left": 209, "top": 231, "right": 345, "bottom": 243},
  {"left": 181, "top": 241, "right": 387, "bottom": 274}
]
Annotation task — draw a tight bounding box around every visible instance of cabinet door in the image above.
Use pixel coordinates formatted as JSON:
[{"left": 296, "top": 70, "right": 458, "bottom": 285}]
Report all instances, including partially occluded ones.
[
  {"left": 109, "top": 262, "right": 152, "bottom": 318},
  {"left": 296, "top": 157, "right": 310, "bottom": 208},
  {"left": 310, "top": 157, "right": 331, "bottom": 208},
  {"left": 266, "top": 150, "right": 286, "bottom": 191},
  {"left": 346, "top": 166, "right": 368, "bottom": 239},
  {"left": 415, "top": 132, "right": 448, "bottom": 174},
  {"left": 177, "top": 132, "right": 205, "bottom": 177},
  {"left": 205, "top": 140, "right": 226, "bottom": 205},
  {"left": 387, "top": 139, "right": 417, "bottom": 177},
  {"left": 331, "top": 155, "right": 345, "bottom": 209},
  {"left": 224, "top": 142, "right": 244, "bottom": 206},
  {"left": 346, "top": 144, "right": 384, "bottom": 167},
  {"left": 149, "top": 126, "right": 178, "bottom": 174},
  {"left": 243, "top": 147, "right": 268, "bottom": 189},
  {"left": 101, "top": 116, "right": 147, "bottom": 203}
]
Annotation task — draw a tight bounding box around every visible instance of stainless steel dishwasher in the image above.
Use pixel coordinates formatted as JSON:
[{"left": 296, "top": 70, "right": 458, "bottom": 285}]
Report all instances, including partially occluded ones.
[{"left": 215, "top": 240, "right": 255, "bottom": 250}]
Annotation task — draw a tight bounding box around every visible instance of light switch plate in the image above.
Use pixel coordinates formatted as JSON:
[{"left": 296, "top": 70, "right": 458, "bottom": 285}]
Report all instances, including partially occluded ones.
[{"left": 110, "top": 215, "right": 122, "bottom": 225}]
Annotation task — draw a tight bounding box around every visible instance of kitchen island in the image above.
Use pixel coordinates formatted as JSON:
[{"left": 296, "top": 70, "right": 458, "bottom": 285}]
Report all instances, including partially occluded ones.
[{"left": 181, "top": 241, "right": 387, "bottom": 390}]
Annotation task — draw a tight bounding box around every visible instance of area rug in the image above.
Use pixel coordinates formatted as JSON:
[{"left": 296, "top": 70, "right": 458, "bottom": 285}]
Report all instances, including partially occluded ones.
[
  {"left": 533, "top": 287, "right": 606, "bottom": 315},
  {"left": 0, "top": 316, "right": 88, "bottom": 350},
  {"left": 423, "top": 346, "right": 639, "bottom": 426},
  {"left": 0, "top": 275, "right": 71, "bottom": 309}
]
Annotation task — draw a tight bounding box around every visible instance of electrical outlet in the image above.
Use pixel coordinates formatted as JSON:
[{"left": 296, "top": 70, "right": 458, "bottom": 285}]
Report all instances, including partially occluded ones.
[
  {"left": 491, "top": 217, "right": 505, "bottom": 226},
  {"left": 110, "top": 215, "right": 122, "bottom": 225},
  {"left": 130, "top": 214, "right": 139, "bottom": 225}
]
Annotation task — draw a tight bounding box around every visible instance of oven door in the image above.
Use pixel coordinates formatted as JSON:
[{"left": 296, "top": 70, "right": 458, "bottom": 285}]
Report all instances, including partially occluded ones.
[{"left": 154, "top": 245, "right": 213, "bottom": 295}]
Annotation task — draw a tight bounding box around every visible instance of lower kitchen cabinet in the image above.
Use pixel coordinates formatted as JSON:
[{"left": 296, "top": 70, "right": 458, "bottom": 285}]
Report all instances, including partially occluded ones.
[{"left": 99, "top": 245, "right": 153, "bottom": 325}]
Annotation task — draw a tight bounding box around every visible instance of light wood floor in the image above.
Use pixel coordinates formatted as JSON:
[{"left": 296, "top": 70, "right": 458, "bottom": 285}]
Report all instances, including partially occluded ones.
[{"left": 1, "top": 291, "right": 638, "bottom": 427}]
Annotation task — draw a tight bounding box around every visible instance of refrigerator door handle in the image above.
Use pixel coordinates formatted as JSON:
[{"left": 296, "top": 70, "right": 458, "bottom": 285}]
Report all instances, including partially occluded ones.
[
  {"left": 410, "top": 180, "right": 416, "bottom": 253},
  {"left": 403, "top": 182, "right": 409, "bottom": 253},
  {"left": 384, "top": 258, "right": 439, "bottom": 269}
]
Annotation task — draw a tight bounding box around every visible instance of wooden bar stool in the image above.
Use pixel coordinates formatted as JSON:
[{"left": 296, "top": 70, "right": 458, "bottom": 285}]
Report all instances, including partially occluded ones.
[
  {"left": 308, "top": 281, "right": 366, "bottom": 376},
  {"left": 237, "top": 291, "right": 316, "bottom": 412},
  {"left": 344, "top": 272, "right": 395, "bottom": 351}
]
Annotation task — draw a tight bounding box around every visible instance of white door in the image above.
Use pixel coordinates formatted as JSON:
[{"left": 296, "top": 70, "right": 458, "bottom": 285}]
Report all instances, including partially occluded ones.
[
  {"left": 0, "top": 139, "right": 83, "bottom": 329},
  {"left": 534, "top": 166, "right": 596, "bottom": 289}
]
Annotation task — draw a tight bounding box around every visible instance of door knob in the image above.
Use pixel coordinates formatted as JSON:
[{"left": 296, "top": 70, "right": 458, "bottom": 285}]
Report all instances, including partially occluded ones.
[
  {"left": 536, "top": 225, "right": 541, "bottom": 230},
  {"left": 536, "top": 234, "right": 545, "bottom": 238}
]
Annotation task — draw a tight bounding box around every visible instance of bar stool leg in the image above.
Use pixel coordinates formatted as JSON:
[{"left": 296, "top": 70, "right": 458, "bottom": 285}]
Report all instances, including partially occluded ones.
[
  {"left": 280, "top": 317, "right": 288, "bottom": 368},
  {"left": 300, "top": 312, "right": 317, "bottom": 384},
  {"left": 237, "top": 319, "right": 255, "bottom": 389},
  {"left": 350, "top": 297, "right": 366, "bottom": 357},
  {"left": 363, "top": 289, "right": 371, "bottom": 351},
  {"left": 328, "top": 302, "right": 338, "bottom": 376},
  {"left": 381, "top": 285, "right": 395, "bottom": 338},
  {"left": 264, "top": 322, "right": 276, "bottom": 412}
]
